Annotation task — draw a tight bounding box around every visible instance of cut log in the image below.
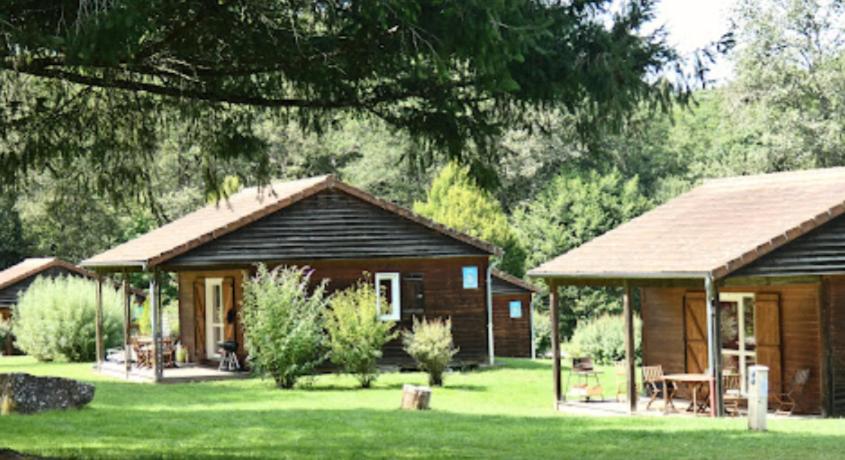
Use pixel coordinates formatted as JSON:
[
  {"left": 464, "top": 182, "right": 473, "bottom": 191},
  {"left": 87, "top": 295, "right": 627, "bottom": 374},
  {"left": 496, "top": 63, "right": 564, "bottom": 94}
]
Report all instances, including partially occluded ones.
[{"left": 401, "top": 384, "right": 432, "bottom": 410}]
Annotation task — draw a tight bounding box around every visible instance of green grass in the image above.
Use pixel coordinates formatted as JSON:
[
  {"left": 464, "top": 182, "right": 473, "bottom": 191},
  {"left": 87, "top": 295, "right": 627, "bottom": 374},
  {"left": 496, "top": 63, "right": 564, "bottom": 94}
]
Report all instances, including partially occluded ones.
[{"left": 0, "top": 357, "right": 843, "bottom": 459}]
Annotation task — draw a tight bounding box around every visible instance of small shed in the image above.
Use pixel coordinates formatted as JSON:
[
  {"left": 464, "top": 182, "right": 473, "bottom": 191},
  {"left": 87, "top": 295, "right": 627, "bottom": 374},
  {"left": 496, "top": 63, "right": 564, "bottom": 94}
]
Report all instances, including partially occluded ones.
[
  {"left": 0, "top": 258, "right": 96, "bottom": 355},
  {"left": 528, "top": 167, "right": 845, "bottom": 416},
  {"left": 491, "top": 269, "right": 538, "bottom": 358},
  {"left": 82, "top": 175, "right": 503, "bottom": 381}
]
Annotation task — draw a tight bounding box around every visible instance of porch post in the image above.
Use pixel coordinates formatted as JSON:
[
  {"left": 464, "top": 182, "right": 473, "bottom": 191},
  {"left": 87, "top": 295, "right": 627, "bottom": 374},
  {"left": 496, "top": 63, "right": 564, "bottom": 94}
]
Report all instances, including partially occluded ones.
[
  {"left": 623, "top": 280, "right": 637, "bottom": 413},
  {"left": 150, "top": 271, "right": 163, "bottom": 382},
  {"left": 95, "top": 274, "right": 104, "bottom": 371},
  {"left": 705, "top": 275, "right": 723, "bottom": 416},
  {"left": 550, "top": 279, "right": 561, "bottom": 407},
  {"left": 123, "top": 271, "right": 132, "bottom": 378}
]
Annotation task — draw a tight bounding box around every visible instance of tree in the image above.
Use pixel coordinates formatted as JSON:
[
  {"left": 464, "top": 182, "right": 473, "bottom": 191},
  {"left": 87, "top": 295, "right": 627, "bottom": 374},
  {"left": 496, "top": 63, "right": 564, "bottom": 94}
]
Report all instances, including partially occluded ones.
[
  {"left": 0, "top": 0, "right": 695, "bottom": 200},
  {"left": 414, "top": 162, "right": 526, "bottom": 275},
  {"left": 0, "top": 194, "right": 27, "bottom": 269},
  {"left": 512, "top": 169, "right": 650, "bottom": 337}
]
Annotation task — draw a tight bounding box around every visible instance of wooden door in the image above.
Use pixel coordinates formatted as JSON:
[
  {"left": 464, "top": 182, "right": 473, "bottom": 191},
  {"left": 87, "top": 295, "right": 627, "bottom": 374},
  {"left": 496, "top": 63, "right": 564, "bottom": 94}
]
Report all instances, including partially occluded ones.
[
  {"left": 755, "top": 293, "right": 782, "bottom": 398},
  {"left": 223, "top": 277, "right": 236, "bottom": 342},
  {"left": 684, "top": 293, "right": 708, "bottom": 374},
  {"left": 401, "top": 274, "right": 425, "bottom": 321},
  {"left": 193, "top": 278, "right": 206, "bottom": 360}
]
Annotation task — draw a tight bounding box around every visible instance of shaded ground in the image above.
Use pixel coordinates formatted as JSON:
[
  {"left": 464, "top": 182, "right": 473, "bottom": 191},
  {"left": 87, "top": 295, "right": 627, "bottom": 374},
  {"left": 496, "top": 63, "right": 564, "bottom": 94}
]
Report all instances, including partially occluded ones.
[{"left": 0, "top": 357, "right": 842, "bottom": 459}]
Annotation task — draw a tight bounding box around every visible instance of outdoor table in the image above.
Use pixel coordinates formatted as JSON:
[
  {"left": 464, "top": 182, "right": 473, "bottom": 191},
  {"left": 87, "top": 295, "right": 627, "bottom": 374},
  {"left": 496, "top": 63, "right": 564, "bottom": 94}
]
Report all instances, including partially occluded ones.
[{"left": 662, "top": 373, "right": 715, "bottom": 417}]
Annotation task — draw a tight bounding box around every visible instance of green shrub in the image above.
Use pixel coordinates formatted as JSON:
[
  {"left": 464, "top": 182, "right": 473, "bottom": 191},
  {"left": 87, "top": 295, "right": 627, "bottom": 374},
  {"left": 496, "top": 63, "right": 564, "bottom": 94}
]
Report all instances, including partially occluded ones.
[
  {"left": 241, "top": 264, "right": 328, "bottom": 388},
  {"left": 0, "top": 318, "right": 11, "bottom": 353},
  {"left": 13, "top": 276, "right": 123, "bottom": 362},
  {"left": 565, "top": 314, "right": 641, "bottom": 365},
  {"left": 402, "top": 317, "right": 459, "bottom": 386},
  {"left": 532, "top": 308, "right": 551, "bottom": 357},
  {"left": 326, "top": 280, "right": 398, "bottom": 388},
  {"left": 138, "top": 298, "right": 152, "bottom": 336}
]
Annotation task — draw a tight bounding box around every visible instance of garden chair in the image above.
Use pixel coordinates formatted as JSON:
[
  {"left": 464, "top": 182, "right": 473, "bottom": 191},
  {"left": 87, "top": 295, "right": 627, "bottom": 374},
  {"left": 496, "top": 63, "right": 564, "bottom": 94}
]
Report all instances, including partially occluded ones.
[
  {"left": 642, "top": 365, "right": 674, "bottom": 410},
  {"left": 131, "top": 338, "right": 151, "bottom": 369},
  {"left": 565, "top": 357, "right": 604, "bottom": 401},
  {"left": 774, "top": 368, "right": 810, "bottom": 416},
  {"left": 723, "top": 372, "right": 745, "bottom": 416},
  {"left": 614, "top": 361, "right": 630, "bottom": 402}
]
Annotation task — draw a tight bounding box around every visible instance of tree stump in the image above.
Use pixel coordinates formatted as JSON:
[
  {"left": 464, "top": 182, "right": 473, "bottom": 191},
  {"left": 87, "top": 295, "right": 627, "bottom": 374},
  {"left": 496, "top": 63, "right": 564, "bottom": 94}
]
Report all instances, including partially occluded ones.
[{"left": 401, "top": 384, "right": 432, "bottom": 410}]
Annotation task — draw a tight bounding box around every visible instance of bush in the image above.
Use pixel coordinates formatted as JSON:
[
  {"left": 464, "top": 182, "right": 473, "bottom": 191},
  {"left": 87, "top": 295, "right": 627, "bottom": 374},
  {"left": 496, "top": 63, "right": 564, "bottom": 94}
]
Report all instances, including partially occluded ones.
[
  {"left": 0, "top": 318, "right": 11, "bottom": 353},
  {"left": 241, "top": 264, "right": 328, "bottom": 388},
  {"left": 13, "top": 276, "right": 123, "bottom": 362},
  {"left": 532, "top": 308, "right": 551, "bottom": 357},
  {"left": 326, "top": 280, "right": 398, "bottom": 388},
  {"left": 138, "top": 298, "right": 152, "bottom": 336},
  {"left": 402, "top": 317, "right": 458, "bottom": 386},
  {"left": 565, "top": 314, "right": 641, "bottom": 365}
]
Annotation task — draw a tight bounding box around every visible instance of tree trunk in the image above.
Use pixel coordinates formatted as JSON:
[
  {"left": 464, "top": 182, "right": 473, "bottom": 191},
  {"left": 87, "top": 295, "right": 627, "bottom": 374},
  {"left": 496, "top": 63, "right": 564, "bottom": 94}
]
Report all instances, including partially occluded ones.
[{"left": 401, "top": 384, "right": 432, "bottom": 410}]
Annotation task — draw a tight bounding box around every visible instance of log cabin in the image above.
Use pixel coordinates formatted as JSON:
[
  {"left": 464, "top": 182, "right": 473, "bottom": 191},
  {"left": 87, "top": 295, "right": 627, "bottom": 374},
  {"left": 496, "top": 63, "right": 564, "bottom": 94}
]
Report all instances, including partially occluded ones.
[
  {"left": 528, "top": 167, "right": 845, "bottom": 416},
  {"left": 491, "top": 269, "right": 537, "bottom": 358},
  {"left": 82, "top": 175, "right": 533, "bottom": 380},
  {"left": 0, "top": 258, "right": 99, "bottom": 355}
]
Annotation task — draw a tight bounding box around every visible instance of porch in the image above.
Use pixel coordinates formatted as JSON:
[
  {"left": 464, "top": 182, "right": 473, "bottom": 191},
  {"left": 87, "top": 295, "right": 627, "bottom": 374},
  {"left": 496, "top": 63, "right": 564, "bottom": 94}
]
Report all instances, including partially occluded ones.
[
  {"left": 556, "top": 397, "right": 821, "bottom": 419},
  {"left": 96, "top": 360, "right": 249, "bottom": 383}
]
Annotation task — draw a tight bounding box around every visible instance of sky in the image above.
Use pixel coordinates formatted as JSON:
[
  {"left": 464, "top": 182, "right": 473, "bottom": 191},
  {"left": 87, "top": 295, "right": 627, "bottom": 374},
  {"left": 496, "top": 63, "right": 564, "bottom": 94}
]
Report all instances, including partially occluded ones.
[{"left": 653, "top": 0, "right": 736, "bottom": 83}]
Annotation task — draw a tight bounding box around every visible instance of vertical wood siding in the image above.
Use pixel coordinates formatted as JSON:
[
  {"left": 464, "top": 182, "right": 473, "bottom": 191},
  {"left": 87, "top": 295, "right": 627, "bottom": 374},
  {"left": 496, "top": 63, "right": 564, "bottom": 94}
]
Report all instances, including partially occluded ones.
[
  {"left": 642, "top": 284, "right": 822, "bottom": 414},
  {"left": 492, "top": 292, "right": 532, "bottom": 358},
  {"left": 824, "top": 276, "right": 845, "bottom": 415}
]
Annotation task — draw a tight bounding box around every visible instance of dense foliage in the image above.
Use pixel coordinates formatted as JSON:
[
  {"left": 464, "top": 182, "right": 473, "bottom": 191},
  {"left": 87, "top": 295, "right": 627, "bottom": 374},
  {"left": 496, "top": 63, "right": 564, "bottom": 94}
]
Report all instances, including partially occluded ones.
[
  {"left": 566, "top": 314, "right": 642, "bottom": 365},
  {"left": 402, "top": 317, "right": 459, "bottom": 386},
  {"left": 241, "top": 265, "right": 328, "bottom": 388},
  {"left": 326, "top": 280, "right": 398, "bottom": 388},
  {"left": 414, "top": 162, "right": 526, "bottom": 275},
  {"left": 13, "top": 276, "right": 123, "bottom": 362}
]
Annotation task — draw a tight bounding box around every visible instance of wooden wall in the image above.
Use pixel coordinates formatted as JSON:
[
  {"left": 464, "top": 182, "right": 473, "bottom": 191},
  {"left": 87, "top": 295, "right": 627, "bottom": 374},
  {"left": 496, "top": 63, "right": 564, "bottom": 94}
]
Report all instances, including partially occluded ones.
[
  {"left": 177, "top": 255, "right": 490, "bottom": 366},
  {"left": 824, "top": 276, "right": 845, "bottom": 415},
  {"left": 641, "top": 283, "right": 823, "bottom": 414},
  {"left": 178, "top": 269, "right": 247, "bottom": 363},
  {"left": 492, "top": 292, "right": 532, "bottom": 358}
]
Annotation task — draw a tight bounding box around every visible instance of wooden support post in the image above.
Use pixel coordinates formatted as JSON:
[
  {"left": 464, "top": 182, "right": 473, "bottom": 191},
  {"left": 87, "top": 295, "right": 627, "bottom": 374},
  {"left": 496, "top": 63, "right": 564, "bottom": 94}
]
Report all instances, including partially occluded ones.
[
  {"left": 95, "top": 275, "right": 104, "bottom": 371},
  {"left": 550, "top": 280, "right": 561, "bottom": 407},
  {"left": 705, "top": 275, "right": 723, "bottom": 417},
  {"left": 623, "top": 281, "right": 637, "bottom": 413},
  {"left": 123, "top": 272, "right": 132, "bottom": 378},
  {"left": 150, "top": 271, "right": 164, "bottom": 382}
]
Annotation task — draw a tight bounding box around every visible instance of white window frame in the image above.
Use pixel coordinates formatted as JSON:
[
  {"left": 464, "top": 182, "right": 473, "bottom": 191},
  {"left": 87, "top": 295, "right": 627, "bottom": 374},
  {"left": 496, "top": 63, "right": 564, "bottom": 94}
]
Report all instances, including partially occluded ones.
[
  {"left": 205, "top": 278, "right": 225, "bottom": 359},
  {"left": 375, "top": 272, "right": 401, "bottom": 321},
  {"left": 720, "top": 292, "right": 756, "bottom": 395}
]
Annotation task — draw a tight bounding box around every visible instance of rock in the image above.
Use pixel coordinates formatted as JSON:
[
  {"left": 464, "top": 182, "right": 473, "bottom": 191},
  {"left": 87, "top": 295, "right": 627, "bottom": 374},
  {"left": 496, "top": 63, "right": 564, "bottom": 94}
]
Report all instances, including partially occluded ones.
[
  {"left": 400, "top": 384, "right": 431, "bottom": 410},
  {"left": 0, "top": 448, "right": 47, "bottom": 459},
  {"left": 0, "top": 373, "right": 95, "bottom": 415}
]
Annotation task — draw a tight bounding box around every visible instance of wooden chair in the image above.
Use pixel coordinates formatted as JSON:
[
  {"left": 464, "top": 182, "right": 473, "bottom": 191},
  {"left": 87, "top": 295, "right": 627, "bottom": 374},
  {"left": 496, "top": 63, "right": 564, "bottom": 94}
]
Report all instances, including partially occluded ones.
[
  {"left": 614, "top": 361, "right": 628, "bottom": 402},
  {"left": 723, "top": 372, "right": 745, "bottom": 416},
  {"left": 774, "top": 368, "right": 810, "bottom": 416},
  {"left": 131, "top": 338, "right": 151, "bottom": 369},
  {"left": 642, "top": 365, "right": 674, "bottom": 410}
]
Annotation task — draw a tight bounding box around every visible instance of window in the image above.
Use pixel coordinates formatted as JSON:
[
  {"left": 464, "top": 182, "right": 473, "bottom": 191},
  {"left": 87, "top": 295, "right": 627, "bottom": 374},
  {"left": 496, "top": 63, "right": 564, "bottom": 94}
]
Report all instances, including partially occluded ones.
[
  {"left": 720, "top": 292, "right": 756, "bottom": 395},
  {"left": 375, "top": 273, "right": 401, "bottom": 321},
  {"left": 205, "top": 278, "right": 225, "bottom": 359},
  {"left": 462, "top": 266, "right": 479, "bottom": 289},
  {"left": 509, "top": 300, "right": 523, "bottom": 319}
]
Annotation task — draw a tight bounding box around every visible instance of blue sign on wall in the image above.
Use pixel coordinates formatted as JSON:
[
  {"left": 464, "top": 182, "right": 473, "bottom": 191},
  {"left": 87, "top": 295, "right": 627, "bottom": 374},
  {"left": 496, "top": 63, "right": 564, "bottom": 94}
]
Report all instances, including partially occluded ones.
[
  {"left": 462, "top": 266, "right": 479, "bottom": 289},
  {"left": 509, "top": 300, "right": 523, "bottom": 318}
]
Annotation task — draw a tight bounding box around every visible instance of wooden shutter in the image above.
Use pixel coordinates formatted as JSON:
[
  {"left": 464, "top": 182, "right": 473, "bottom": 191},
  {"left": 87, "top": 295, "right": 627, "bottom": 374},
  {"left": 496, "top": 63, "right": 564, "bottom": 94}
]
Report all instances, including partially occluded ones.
[
  {"left": 193, "top": 278, "right": 206, "bottom": 360},
  {"left": 401, "top": 274, "right": 425, "bottom": 321},
  {"left": 684, "top": 293, "right": 708, "bottom": 374},
  {"left": 755, "top": 293, "right": 782, "bottom": 399},
  {"left": 223, "top": 277, "right": 236, "bottom": 342}
]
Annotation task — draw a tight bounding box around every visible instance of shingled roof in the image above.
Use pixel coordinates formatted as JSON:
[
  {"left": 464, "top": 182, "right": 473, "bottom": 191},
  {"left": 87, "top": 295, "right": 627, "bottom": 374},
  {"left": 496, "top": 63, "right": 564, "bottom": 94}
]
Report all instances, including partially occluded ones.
[
  {"left": 82, "top": 175, "right": 499, "bottom": 270},
  {"left": 528, "top": 167, "right": 845, "bottom": 280},
  {"left": 0, "top": 258, "right": 93, "bottom": 291}
]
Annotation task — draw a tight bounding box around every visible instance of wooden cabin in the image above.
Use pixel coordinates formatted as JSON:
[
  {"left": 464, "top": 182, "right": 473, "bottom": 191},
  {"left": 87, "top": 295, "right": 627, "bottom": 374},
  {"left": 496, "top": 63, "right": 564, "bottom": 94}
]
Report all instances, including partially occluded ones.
[
  {"left": 528, "top": 167, "right": 845, "bottom": 416},
  {"left": 82, "top": 175, "right": 509, "bottom": 379},
  {"left": 0, "top": 258, "right": 96, "bottom": 355},
  {"left": 491, "top": 269, "right": 537, "bottom": 358}
]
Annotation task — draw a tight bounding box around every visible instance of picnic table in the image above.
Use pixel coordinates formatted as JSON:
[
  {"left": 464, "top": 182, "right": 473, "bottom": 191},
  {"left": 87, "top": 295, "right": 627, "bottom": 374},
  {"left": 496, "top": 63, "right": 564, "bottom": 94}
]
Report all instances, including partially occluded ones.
[{"left": 662, "top": 373, "right": 715, "bottom": 417}]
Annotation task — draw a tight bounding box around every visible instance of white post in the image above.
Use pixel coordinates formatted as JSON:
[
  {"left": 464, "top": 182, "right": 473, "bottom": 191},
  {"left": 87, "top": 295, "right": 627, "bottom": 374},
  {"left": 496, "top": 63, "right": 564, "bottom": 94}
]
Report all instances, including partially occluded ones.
[
  {"left": 486, "top": 265, "right": 494, "bottom": 366},
  {"left": 748, "top": 365, "right": 769, "bottom": 431}
]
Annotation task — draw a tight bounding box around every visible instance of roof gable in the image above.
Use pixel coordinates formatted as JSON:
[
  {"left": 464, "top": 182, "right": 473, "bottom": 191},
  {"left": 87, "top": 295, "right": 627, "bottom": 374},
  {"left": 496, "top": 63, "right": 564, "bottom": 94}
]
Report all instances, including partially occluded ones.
[
  {"left": 491, "top": 269, "right": 538, "bottom": 295},
  {"left": 83, "top": 176, "right": 498, "bottom": 270},
  {"left": 528, "top": 167, "right": 845, "bottom": 280},
  {"left": 0, "top": 258, "right": 94, "bottom": 307},
  {"left": 167, "top": 188, "right": 491, "bottom": 266}
]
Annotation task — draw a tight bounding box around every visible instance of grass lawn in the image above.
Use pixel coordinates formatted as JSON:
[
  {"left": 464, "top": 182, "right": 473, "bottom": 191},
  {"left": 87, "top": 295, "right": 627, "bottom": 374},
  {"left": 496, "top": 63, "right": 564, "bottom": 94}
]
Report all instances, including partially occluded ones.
[{"left": 1, "top": 357, "right": 843, "bottom": 459}]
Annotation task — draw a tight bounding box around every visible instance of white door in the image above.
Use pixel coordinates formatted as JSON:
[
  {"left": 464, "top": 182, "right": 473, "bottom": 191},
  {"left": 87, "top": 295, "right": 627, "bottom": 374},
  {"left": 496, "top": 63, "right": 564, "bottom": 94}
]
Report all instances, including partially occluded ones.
[{"left": 205, "top": 278, "right": 224, "bottom": 359}]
